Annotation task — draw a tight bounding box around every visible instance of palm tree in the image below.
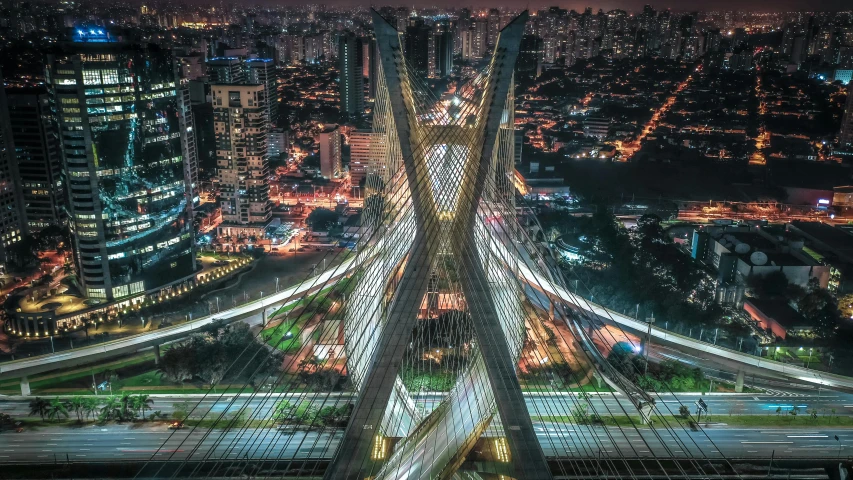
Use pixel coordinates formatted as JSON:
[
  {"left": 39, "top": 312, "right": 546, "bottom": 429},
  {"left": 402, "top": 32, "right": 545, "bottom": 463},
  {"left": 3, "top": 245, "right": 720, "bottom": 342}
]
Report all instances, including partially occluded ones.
[
  {"left": 119, "top": 393, "right": 133, "bottom": 420},
  {"left": 46, "top": 398, "right": 69, "bottom": 422},
  {"left": 83, "top": 397, "right": 100, "bottom": 421},
  {"left": 28, "top": 397, "right": 49, "bottom": 420},
  {"left": 99, "top": 396, "right": 122, "bottom": 422},
  {"left": 133, "top": 394, "right": 154, "bottom": 420},
  {"left": 69, "top": 396, "right": 86, "bottom": 422}
]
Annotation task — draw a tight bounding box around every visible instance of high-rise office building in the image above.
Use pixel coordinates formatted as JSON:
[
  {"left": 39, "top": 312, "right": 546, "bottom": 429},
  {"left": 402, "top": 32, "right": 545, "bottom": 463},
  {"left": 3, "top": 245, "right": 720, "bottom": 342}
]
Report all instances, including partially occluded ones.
[
  {"left": 841, "top": 83, "right": 853, "bottom": 149},
  {"left": 429, "top": 31, "right": 453, "bottom": 78},
  {"left": 213, "top": 84, "right": 271, "bottom": 235},
  {"left": 405, "top": 17, "right": 431, "bottom": 77},
  {"left": 319, "top": 124, "right": 341, "bottom": 179},
  {"left": 46, "top": 37, "right": 195, "bottom": 301},
  {"left": 348, "top": 130, "right": 386, "bottom": 188},
  {"left": 244, "top": 58, "right": 278, "bottom": 127},
  {"left": 487, "top": 8, "right": 501, "bottom": 47},
  {"left": 0, "top": 70, "right": 25, "bottom": 260},
  {"left": 5, "top": 87, "right": 65, "bottom": 235},
  {"left": 207, "top": 57, "right": 244, "bottom": 83},
  {"left": 339, "top": 32, "right": 364, "bottom": 118},
  {"left": 304, "top": 35, "right": 325, "bottom": 63},
  {"left": 362, "top": 37, "right": 377, "bottom": 100},
  {"left": 176, "top": 80, "right": 199, "bottom": 204}
]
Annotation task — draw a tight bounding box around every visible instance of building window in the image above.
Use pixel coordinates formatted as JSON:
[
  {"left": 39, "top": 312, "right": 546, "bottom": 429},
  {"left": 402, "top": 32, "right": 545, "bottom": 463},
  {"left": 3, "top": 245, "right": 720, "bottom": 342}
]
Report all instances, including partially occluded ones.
[{"left": 87, "top": 288, "right": 106, "bottom": 298}]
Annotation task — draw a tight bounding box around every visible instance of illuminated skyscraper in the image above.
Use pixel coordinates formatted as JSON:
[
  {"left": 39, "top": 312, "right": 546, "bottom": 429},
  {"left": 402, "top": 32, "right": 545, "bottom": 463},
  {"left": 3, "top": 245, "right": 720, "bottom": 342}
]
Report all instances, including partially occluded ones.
[
  {"left": 46, "top": 33, "right": 195, "bottom": 300},
  {"left": 841, "top": 83, "right": 853, "bottom": 149},
  {"left": 338, "top": 32, "right": 365, "bottom": 118},
  {"left": 5, "top": 87, "right": 65, "bottom": 235},
  {"left": 318, "top": 124, "right": 341, "bottom": 179},
  {"left": 213, "top": 84, "right": 271, "bottom": 237},
  {"left": 207, "top": 57, "right": 244, "bottom": 83},
  {"left": 0, "top": 69, "right": 25, "bottom": 259},
  {"left": 244, "top": 58, "right": 278, "bottom": 127}
]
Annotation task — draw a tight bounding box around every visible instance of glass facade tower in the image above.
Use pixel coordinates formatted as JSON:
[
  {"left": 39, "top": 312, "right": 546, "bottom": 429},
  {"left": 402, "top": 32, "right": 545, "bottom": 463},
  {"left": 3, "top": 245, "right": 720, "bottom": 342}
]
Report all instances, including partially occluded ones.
[{"left": 46, "top": 39, "right": 195, "bottom": 301}]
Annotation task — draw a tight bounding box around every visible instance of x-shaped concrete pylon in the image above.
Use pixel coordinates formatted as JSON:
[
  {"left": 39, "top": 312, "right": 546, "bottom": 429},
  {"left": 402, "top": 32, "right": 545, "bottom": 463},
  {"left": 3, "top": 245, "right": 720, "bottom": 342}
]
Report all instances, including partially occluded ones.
[{"left": 323, "top": 10, "right": 554, "bottom": 480}]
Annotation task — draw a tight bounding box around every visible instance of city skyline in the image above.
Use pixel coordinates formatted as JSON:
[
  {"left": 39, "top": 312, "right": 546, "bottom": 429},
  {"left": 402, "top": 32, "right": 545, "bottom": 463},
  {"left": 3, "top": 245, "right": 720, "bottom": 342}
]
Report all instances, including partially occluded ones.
[{"left": 1, "top": 0, "right": 853, "bottom": 478}]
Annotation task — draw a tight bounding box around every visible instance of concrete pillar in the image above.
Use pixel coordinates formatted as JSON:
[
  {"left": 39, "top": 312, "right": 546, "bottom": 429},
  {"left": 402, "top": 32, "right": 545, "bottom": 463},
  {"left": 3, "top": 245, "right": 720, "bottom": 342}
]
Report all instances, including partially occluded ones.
[
  {"left": 262, "top": 308, "right": 267, "bottom": 327},
  {"left": 639, "top": 401, "right": 655, "bottom": 425},
  {"left": 592, "top": 371, "right": 604, "bottom": 389},
  {"left": 735, "top": 370, "right": 745, "bottom": 393},
  {"left": 20, "top": 376, "right": 31, "bottom": 396},
  {"left": 153, "top": 344, "right": 161, "bottom": 365},
  {"left": 548, "top": 301, "right": 555, "bottom": 321}
]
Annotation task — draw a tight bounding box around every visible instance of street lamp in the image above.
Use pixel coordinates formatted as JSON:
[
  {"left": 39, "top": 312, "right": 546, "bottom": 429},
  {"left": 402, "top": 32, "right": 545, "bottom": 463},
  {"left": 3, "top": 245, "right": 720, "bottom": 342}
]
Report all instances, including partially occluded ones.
[
  {"left": 806, "top": 348, "right": 813, "bottom": 369},
  {"left": 276, "top": 277, "right": 280, "bottom": 293}
]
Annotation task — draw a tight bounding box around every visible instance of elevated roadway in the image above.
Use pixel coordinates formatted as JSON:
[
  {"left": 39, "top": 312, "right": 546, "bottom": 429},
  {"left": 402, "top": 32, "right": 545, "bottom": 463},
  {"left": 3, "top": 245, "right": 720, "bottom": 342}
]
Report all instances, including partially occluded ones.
[{"left": 3, "top": 246, "right": 853, "bottom": 393}]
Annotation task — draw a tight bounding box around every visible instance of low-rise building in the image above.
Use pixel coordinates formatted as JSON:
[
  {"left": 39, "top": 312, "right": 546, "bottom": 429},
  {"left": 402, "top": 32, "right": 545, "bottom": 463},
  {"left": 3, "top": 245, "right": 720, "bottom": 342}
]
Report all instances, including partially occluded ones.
[
  {"left": 692, "top": 224, "right": 831, "bottom": 305},
  {"left": 743, "top": 298, "right": 812, "bottom": 340}
]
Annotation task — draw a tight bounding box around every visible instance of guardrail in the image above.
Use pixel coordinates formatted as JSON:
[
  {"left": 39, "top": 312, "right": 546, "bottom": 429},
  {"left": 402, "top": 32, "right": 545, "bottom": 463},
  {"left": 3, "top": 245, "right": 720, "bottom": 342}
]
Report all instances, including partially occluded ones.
[
  {"left": 0, "top": 256, "right": 359, "bottom": 381},
  {"left": 517, "top": 259, "right": 853, "bottom": 390},
  {"left": 4, "top": 240, "right": 853, "bottom": 391}
]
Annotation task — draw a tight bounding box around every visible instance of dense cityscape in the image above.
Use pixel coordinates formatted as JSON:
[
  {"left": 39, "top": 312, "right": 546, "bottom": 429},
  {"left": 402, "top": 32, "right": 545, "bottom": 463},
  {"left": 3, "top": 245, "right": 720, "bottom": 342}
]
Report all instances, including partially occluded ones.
[{"left": 1, "top": 1, "right": 853, "bottom": 479}]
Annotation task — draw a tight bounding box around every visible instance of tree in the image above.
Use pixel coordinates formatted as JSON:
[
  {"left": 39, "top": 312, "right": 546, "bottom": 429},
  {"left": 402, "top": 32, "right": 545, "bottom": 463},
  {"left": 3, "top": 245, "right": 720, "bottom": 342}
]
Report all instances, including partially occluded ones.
[
  {"left": 159, "top": 343, "right": 196, "bottom": 384},
  {"left": 273, "top": 400, "right": 296, "bottom": 425},
  {"left": 295, "top": 402, "right": 319, "bottom": 427},
  {"left": 70, "top": 396, "right": 86, "bottom": 422},
  {"left": 679, "top": 405, "right": 690, "bottom": 418},
  {"left": 306, "top": 207, "right": 338, "bottom": 231},
  {"left": 747, "top": 271, "right": 790, "bottom": 298},
  {"left": 83, "top": 397, "right": 100, "bottom": 421},
  {"left": 797, "top": 283, "right": 841, "bottom": 338},
  {"left": 100, "top": 396, "right": 122, "bottom": 422},
  {"left": 133, "top": 395, "right": 154, "bottom": 419},
  {"left": 119, "top": 393, "right": 134, "bottom": 420},
  {"left": 28, "top": 397, "right": 49, "bottom": 420},
  {"left": 46, "top": 398, "right": 69, "bottom": 422}
]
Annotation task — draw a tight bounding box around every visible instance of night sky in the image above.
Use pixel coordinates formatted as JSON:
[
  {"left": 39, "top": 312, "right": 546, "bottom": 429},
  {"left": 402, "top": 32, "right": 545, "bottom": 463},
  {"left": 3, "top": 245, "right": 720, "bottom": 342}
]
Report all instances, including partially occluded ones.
[{"left": 274, "top": 0, "right": 851, "bottom": 12}]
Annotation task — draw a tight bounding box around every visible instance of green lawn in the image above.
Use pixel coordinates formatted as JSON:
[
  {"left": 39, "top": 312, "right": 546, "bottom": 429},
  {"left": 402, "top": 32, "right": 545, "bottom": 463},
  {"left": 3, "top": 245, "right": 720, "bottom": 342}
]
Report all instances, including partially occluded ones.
[
  {"left": 0, "top": 352, "right": 157, "bottom": 395},
  {"left": 262, "top": 326, "right": 303, "bottom": 353}
]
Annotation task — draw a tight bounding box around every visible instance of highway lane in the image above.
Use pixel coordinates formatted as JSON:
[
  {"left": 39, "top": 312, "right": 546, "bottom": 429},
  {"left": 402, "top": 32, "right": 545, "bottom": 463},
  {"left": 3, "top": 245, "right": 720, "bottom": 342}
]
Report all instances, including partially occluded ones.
[
  {"left": 4, "top": 390, "right": 853, "bottom": 431},
  {"left": 1, "top": 422, "right": 850, "bottom": 464}
]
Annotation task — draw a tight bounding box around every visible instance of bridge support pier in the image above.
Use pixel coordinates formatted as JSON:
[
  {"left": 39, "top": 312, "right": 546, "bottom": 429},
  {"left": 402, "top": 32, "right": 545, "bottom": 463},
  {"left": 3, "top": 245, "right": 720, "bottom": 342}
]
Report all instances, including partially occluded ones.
[
  {"left": 639, "top": 401, "right": 654, "bottom": 424},
  {"left": 20, "top": 376, "right": 30, "bottom": 396},
  {"left": 735, "top": 370, "right": 745, "bottom": 393},
  {"left": 153, "top": 345, "right": 161, "bottom": 365},
  {"left": 549, "top": 301, "right": 555, "bottom": 321}
]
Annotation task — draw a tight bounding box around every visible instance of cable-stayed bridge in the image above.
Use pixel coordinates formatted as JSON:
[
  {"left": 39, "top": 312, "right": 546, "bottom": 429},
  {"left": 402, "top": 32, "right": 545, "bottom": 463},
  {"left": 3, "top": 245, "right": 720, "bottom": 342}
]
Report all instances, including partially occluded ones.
[{"left": 3, "top": 12, "right": 849, "bottom": 480}]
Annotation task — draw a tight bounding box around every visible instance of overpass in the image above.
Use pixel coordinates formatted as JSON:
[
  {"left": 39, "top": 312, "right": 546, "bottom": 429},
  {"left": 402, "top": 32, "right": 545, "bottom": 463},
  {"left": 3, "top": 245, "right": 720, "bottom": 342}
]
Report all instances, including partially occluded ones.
[
  {"left": 2, "top": 245, "right": 853, "bottom": 393},
  {"left": 0, "top": 255, "right": 359, "bottom": 392}
]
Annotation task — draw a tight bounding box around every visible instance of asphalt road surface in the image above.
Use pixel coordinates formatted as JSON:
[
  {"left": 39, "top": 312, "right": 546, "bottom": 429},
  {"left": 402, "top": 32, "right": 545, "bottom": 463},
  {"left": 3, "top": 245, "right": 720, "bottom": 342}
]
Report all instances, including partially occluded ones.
[
  {"left": 3, "top": 391, "right": 853, "bottom": 464},
  {"left": 1, "top": 421, "right": 850, "bottom": 464}
]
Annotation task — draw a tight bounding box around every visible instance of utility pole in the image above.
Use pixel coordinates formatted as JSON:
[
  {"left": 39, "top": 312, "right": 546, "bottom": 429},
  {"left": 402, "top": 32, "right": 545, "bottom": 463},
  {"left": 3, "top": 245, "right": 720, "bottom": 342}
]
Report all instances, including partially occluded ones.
[{"left": 644, "top": 313, "right": 655, "bottom": 376}]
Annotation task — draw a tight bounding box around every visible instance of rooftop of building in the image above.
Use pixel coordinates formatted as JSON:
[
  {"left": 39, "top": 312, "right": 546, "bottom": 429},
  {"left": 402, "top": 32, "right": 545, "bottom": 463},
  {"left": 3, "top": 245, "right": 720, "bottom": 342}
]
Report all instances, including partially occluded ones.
[
  {"left": 16, "top": 289, "right": 97, "bottom": 317},
  {"left": 790, "top": 221, "right": 853, "bottom": 262},
  {"left": 707, "top": 225, "right": 813, "bottom": 267},
  {"left": 745, "top": 297, "right": 809, "bottom": 330}
]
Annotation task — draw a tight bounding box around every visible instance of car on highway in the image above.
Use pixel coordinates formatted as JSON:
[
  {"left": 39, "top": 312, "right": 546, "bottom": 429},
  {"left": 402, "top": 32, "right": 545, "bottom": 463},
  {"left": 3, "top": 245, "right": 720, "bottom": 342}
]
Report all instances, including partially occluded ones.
[{"left": 168, "top": 421, "right": 185, "bottom": 430}]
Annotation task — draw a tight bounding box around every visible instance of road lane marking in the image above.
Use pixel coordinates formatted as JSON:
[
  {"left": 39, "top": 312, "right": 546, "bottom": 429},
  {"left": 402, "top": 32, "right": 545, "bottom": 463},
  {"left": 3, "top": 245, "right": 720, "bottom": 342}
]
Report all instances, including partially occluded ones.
[
  {"left": 787, "top": 435, "right": 828, "bottom": 438},
  {"left": 741, "top": 441, "right": 793, "bottom": 444}
]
